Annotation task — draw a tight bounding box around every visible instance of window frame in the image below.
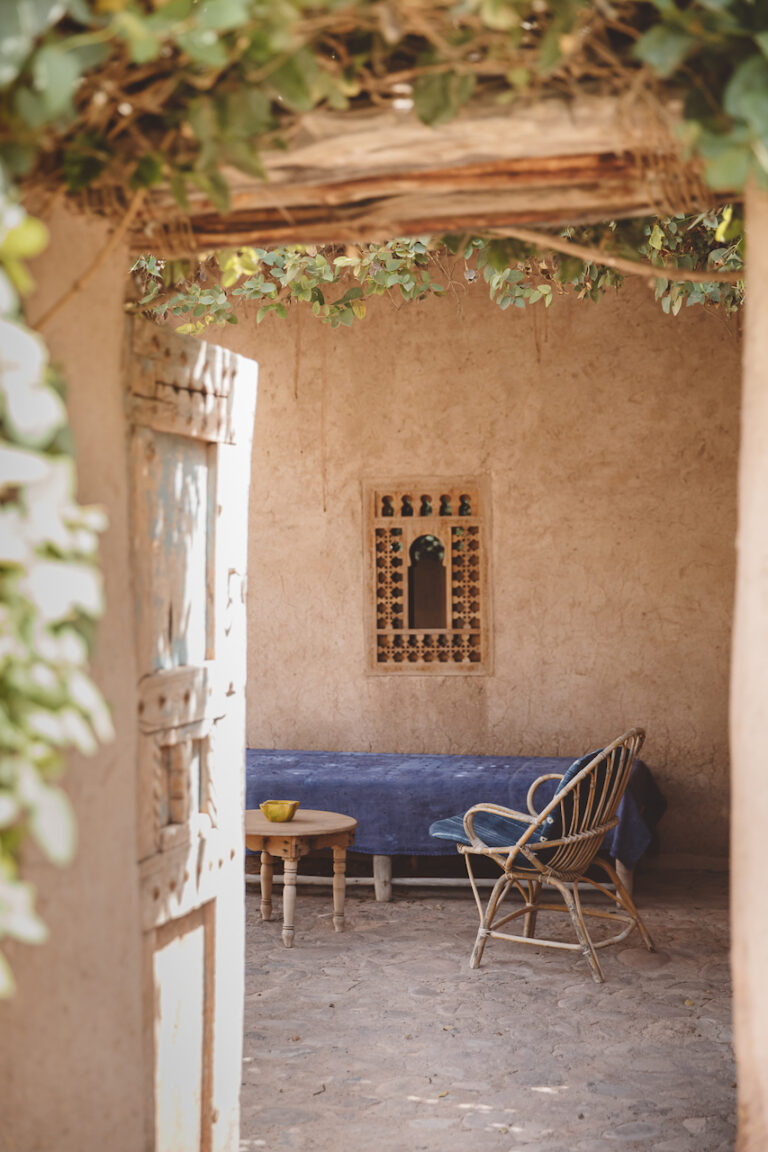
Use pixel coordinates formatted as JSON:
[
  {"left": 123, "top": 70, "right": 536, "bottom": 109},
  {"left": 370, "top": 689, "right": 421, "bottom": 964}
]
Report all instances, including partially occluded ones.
[{"left": 363, "top": 477, "right": 492, "bottom": 676}]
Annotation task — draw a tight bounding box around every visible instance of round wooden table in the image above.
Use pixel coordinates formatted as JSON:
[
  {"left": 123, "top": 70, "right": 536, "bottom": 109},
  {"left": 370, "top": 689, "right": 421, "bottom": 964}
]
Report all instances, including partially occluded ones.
[{"left": 244, "top": 808, "right": 357, "bottom": 947}]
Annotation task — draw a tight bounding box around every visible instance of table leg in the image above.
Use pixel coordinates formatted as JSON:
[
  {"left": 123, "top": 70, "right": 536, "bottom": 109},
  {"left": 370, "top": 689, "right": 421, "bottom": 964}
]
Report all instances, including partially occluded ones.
[
  {"left": 260, "top": 850, "right": 273, "bottom": 921},
  {"left": 282, "top": 858, "right": 298, "bottom": 948},
  {"left": 333, "top": 845, "right": 347, "bottom": 932},
  {"left": 373, "top": 854, "right": 392, "bottom": 902}
]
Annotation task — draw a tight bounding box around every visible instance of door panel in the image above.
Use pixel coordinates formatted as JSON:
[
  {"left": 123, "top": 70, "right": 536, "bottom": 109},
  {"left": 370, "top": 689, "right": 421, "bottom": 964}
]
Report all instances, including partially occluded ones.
[{"left": 126, "top": 320, "right": 258, "bottom": 1151}]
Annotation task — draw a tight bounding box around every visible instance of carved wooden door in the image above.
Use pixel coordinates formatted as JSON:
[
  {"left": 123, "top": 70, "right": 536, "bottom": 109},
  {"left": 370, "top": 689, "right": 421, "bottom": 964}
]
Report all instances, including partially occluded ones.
[{"left": 125, "top": 320, "right": 258, "bottom": 1152}]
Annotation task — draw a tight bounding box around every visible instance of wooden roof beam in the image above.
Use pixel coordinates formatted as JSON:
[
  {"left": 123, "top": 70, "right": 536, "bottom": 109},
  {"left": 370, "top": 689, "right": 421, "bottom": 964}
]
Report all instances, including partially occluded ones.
[{"left": 134, "top": 94, "right": 707, "bottom": 252}]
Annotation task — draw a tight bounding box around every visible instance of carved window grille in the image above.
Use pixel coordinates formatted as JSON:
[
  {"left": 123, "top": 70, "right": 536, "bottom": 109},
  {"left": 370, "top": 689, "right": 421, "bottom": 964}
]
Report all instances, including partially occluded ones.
[{"left": 365, "top": 481, "right": 490, "bottom": 674}]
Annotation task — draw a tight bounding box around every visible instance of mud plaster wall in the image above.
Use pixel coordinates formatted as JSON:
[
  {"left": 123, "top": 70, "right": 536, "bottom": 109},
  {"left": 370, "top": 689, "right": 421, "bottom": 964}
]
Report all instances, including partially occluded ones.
[
  {"left": 731, "top": 184, "right": 768, "bottom": 1146},
  {"left": 0, "top": 208, "right": 144, "bottom": 1150},
  {"left": 214, "top": 278, "right": 740, "bottom": 858}
]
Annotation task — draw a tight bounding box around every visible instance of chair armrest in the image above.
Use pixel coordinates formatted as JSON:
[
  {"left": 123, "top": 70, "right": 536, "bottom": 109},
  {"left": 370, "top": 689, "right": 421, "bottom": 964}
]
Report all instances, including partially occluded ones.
[
  {"left": 463, "top": 802, "right": 535, "bottom": 849},
  {"left": 526, "top": 773, "right": 564, "bottom": 816}
]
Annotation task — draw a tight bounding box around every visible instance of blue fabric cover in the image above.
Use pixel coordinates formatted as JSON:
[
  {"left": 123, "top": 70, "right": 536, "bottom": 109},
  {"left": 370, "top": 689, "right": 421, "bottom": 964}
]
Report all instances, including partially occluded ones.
[
  {"left": 539, "top": 748, "right": 599, "bottom": 838},
  {"left": 429, "top": 812, "right": 538, "bottom": 849},
  {"left": 245, "top": 749, "right": 665, "bottom": 868}
]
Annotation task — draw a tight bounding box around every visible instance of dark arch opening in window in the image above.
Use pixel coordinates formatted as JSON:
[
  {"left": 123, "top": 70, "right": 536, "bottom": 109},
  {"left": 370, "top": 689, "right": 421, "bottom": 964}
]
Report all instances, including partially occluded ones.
[{"left": 408, "top": 535, "right": 447, "bottom": 630}]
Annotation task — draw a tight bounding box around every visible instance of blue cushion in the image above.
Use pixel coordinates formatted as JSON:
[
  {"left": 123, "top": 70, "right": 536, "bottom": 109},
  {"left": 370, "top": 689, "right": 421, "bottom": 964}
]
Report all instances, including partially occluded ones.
[
  {"left": 539, "top": 748, "right": 602, "bottom": 840},
  {"left": 429, "top": 812, "right": 540, "bottom": 849}
]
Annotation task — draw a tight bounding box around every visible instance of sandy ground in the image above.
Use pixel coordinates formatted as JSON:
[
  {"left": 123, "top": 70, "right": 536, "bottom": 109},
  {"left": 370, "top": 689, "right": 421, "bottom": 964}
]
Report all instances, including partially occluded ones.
[{"left": 240, "top": 869, "right": 733, "bottom": 1152}]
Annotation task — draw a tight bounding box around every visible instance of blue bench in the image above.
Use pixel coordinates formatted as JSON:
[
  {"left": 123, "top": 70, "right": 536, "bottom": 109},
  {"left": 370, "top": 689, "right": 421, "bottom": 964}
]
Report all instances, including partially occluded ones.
[{"left": 245, "top": 749, "right": 665, "bottom": 899}]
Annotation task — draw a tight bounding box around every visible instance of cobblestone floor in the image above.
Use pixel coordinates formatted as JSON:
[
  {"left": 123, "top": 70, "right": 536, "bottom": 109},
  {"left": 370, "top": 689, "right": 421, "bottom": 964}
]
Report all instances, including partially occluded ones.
[{"left": 240, "top": 869, "right": 733, "bottom": 1152}]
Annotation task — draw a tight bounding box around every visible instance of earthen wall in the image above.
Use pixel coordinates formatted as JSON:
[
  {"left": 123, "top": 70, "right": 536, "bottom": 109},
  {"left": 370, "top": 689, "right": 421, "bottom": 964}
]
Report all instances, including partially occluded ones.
[{"left": 217, "top": 278, "right": 741, "bottom": 858}]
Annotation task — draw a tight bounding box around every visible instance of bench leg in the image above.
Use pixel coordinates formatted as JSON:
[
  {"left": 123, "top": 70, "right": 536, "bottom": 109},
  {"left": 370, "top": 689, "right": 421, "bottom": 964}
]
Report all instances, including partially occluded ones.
[
  {"left": 373, "top": 855, "right": 392, "bottom": 902},
  {"left": 615, "top": 860, "right": 634, "bottom": 897}
]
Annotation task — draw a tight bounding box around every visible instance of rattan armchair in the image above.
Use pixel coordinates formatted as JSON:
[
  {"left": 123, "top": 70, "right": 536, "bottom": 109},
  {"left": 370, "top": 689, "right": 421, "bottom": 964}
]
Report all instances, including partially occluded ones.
[{"left": 429, "top": 728, "right": 655, "bottom": 983}]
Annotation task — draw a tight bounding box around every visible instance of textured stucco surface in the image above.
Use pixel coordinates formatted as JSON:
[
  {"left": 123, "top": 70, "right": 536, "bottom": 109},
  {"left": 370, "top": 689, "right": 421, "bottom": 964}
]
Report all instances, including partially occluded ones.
[
  {"left": 0, "top": 207, "right": 144, "bottom": 1151},
  {"left": 213, "top": 279, "right": 740, "bottom": 858},
  {"left": 731, "top": 185, "right": 768, "bottom": 1149}
]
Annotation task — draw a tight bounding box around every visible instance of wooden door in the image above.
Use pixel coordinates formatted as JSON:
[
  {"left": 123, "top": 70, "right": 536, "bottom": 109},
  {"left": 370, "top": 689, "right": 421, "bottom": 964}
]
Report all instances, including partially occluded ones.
[{"left": 125, "top": 320, "right": 258, "bottom": 1151}]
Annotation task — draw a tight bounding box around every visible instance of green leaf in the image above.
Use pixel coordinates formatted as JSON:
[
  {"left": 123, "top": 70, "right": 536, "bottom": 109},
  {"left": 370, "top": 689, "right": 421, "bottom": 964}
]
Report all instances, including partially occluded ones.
[
  {"left": 537, "top": 25, "right": 563, "bottom": 74},
  {"left": 0, "top": 14, "right": 31, "bottom": 89},
  {"left": 190, "top": 169, "right": 230, "bottom": 213},
  {"left": 479, "top": 0, "right": 520, "bottom": 32},
  {"left": 633, "top": 26, "right": 695, "bottom": 78},
  {"left": 221, "top": 88, "right": 272, "bottom": 137},
  {"left": 197, "top": 0, "right": 251, "bottom": 31},
  {"left": 221, "top": 139, "right": 265, "bottom": 180},
  {"left": 336, "top": 284, "right": 363, "bottom": 304},
  {"left": 70, "top": 40, "right": 110, "bottom": 74},
  {"left": 176, "top": 27, "right": 228, "bottom": 68},
  {"left": 704, "top": 143, "right": 753, "bottom": 190},
  {"left": 714, "top": 205, "right": 732, "bottom": 242},
  {"left": 32, "top": 44, "right": 81, "bottom": 119},
  {"left": 313, "top": 69, "right": 349, "bottom": 111},
  {"left": 146, "top": 0, "right": 195, "bottom": 31},
  {"left": 61, "top": 133, "right": 110, "bottom": 191},
  {"left": 724, "top": 55, "right": 768, "bottom": 136},
  {"left": 414, "top": 72, "right": 469, "bottom": 126},
  {"left": 113, "top": 11, "right": 162, "bottom": 64},
  {"left": 269, "top": 52, "right": 315, "bottom": 112},
  {"left": 13, "top": 86, "right": 51, "bottom": 129},
  {"left": 649, "top": 223, "right": 665, "bottom": 250},
  {"left": 505, "top": 66, "right": 530, "bottom": 89},
  {"left": 756, "top": 31, "right": 768, "bottom": 59},
  {"left": 130, "top": 153, "right": 164, "bottom": 189},
  {"left": 454, "top": 73, "right": 476, "bottom": 111},
  {"left": 0, "top": 0, "right": 65, "bottom": 87},
  {"left": 558, "top": 255, "right": 585, "bottom": 281}
]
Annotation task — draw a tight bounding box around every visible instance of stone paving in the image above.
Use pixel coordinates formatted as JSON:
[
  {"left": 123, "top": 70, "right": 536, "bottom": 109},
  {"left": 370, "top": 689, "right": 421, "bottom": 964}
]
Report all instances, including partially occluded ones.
[{"left": 240, "top": 869, "right": 734, "bottom": 1152}]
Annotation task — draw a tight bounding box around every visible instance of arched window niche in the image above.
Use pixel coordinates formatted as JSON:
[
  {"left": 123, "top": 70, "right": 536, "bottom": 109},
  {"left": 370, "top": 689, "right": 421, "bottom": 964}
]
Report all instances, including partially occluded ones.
[
  {"left": 366, "top": 479, "right": 490, "bottom": 674},
  {"left": 408, "top": 535, "right": 447, "bottom": 630}
]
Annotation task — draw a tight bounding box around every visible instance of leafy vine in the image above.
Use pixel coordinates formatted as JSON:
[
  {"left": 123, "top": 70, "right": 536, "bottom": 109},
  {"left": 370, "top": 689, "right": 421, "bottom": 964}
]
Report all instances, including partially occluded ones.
[
  {"left": 1, "top": 1, "right": 767, "bottom": 210},
  {"left": 132, "top": 210, "right": 743, "bottom": 334}
]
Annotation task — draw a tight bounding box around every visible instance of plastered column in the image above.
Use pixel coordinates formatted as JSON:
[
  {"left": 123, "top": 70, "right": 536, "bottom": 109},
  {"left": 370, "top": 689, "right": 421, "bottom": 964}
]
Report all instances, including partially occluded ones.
[
  {"left": 731, "top": 182, "right": 768, "bottom": 1149},
  {"left": 0, "top": 207, "right": 144, "bottom": 1150}
]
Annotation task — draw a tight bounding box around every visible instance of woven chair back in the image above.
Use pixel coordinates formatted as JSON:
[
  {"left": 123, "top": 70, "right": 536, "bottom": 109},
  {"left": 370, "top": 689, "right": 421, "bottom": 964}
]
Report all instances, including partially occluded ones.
[{"left": 520, "top": 728, "right": 645, "bottom": 881}]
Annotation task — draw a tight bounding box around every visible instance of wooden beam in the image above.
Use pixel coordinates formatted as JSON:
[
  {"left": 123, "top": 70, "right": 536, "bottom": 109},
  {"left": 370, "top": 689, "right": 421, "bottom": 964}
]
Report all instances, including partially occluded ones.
[{"left": 133, "top": 95, "right": 706, "bottom": 252}]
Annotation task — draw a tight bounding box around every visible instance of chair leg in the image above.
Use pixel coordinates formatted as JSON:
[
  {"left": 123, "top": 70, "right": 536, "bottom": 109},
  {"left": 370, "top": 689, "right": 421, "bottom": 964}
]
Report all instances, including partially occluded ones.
[
  {"left": 470, "top": 873, "right": 510, "bottom": 969},
  {"left": 551, "top": 877, "right": 604, "bottom": 984},
  {"left": 595, "top": 857, "right": 656, "bottom": 953},
  {"left": 523, "top": 879, "right": 541, "bottom": 938}
]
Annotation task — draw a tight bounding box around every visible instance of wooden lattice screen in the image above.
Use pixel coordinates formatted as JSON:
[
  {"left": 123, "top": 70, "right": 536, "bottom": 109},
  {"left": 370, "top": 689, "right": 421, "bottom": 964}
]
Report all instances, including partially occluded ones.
[{"left": 365, "top": 479, "right": 491, "bottom": 674}]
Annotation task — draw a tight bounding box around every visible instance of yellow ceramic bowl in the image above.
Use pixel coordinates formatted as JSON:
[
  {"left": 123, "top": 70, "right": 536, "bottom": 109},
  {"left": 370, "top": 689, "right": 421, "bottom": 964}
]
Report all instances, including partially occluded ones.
[{"left": 259, "top": 800, "right": 300, "bottom": 823}]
